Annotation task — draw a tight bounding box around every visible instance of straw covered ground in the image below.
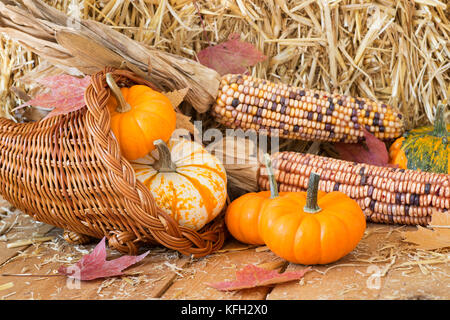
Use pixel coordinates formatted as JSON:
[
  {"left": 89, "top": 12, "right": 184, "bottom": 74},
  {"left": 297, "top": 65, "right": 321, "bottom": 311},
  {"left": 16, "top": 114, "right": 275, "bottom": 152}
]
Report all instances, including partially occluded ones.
[{"left": 0, "top": 0, "right": 449, "bottom": 129}]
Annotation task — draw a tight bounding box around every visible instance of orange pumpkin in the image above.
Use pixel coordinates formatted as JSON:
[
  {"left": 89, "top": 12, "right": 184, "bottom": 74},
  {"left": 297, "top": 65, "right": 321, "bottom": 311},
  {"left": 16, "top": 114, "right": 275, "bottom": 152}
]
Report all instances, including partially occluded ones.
[
  {"left": 258, "top": 172, "right": 366, "bottom": 265},
  {"left": 106, "top": 73, "right": 176, "bottom": 161},
  {"left": 225, "top": 155, "right": 287, "bottom": 245},
  {"left": 225, "top": 190, "right": 273, "bottom": 245},
  {"left": 131, "top": 138, "right": 227, "bottom": 231}
]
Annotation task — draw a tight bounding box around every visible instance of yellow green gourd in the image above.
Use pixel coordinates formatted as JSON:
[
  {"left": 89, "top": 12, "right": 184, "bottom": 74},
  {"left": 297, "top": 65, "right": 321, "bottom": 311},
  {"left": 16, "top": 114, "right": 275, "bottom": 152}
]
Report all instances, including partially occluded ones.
[{"left": 389, "top": 103, "right": 449, "bottom": 174}]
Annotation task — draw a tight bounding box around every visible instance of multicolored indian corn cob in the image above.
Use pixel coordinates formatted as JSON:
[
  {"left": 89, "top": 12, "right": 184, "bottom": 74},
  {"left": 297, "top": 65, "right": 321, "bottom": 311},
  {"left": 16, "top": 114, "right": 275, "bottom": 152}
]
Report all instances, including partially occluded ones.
[
  {"left": 212, "top": 74, "right": 405, "bottom": 143},
  {"left": 258, "top": 152, "right": 449, "bottom": 225}
]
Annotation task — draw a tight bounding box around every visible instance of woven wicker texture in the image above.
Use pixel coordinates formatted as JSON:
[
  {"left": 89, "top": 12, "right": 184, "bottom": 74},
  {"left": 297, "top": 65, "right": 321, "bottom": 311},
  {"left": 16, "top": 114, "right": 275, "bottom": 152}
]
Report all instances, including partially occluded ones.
[{"left": 0, "top": 67, "right": 225, "bottom": 257}]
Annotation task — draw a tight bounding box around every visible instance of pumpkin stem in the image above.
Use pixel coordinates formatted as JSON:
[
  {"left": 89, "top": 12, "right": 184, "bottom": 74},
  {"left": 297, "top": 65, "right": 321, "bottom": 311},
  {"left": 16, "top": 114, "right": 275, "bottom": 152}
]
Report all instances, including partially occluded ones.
[
  {"left": 105, "top": 73, "right": 132, "bottom": 113},
  {"left": 264, "top": 153, "right": 279, "bottom": 198},
  {"left": 153, "top": 139, "right": 177, "bottom": 172},
  {"left": 304, "top": 172, "right": 322, "bottom": 214},
  {"left": 432, "top": 103, "right": 448, "bottom": 137}
]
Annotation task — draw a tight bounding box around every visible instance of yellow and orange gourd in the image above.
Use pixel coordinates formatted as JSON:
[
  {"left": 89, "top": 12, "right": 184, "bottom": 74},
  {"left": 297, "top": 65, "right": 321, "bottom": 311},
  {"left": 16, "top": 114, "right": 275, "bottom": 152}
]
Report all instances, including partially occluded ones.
[
  {"left": 131, "top": 138, "right": 227, "bottom": 231},
  {"left": 106, "top": 73, "right": 177, "bottom": 161}
]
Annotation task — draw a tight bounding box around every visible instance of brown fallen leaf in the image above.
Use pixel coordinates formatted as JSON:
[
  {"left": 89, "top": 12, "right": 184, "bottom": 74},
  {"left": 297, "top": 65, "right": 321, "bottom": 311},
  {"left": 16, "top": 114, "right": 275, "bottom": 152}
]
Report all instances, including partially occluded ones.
[
  {"left": 175, "top": 112, "right": 199, "bottom": 139},
  {"left": 401, "top": 211, "right": 450, "bottom": 250},
  {"left": 10, "top": 85, "right": 50, "bottom": 122},
  {"left": 207, "top": 264, "right": 311, "bottom": 291},
  {"left": 10, "top": 86, "right": 31, "bottom": 102},
  {"left": 164, "top": 88, "right": 190, "bottom": 110},
  {"left": 163, "top": 88, "right": 199, "bottom": 139}
]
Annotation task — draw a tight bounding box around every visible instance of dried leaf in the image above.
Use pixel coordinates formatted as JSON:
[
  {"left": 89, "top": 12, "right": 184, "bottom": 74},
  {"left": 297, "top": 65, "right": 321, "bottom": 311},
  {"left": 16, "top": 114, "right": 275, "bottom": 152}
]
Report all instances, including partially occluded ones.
[
  {"left": 20, "top": 107, "right": 50, "bottom": 122},
  {"left": 10, "top": 85, "right": 49, "bottom": 121},
  {"left": 164, "top": 88, "right": 190, "bottom": 110},
  {"left": 163, "top": 88, "right": 199, "bottom": 138},
  {"left": 334, "top": 128, "right": 390, "bottom": 166},
  {"left": 17, "top": 75, "right": 91, "bottom": 120},
  {"left": 401, "top": 211, "right": 450, "bottom": 250},
  {"left": 207, "top": 264, "right": 310, "bottom": 291},
  {"left": 198, "top": 33, "right": 266, "bottom": 75},
  {"left": 58, "top": 237, "right": 149, "bottom": 281},
  {"left": 175, "top": 112, "right": 199, "bottom": 138},
  {"left": 10, "top": 86, "right": 31, "bottom": 102}
]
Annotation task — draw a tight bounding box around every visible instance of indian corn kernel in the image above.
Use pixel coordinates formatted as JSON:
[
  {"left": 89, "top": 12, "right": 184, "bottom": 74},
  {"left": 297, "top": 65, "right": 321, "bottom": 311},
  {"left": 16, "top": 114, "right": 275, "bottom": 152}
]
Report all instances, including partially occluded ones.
[
  {"left": 258, "top": 152, "right": 449, "bottom": 226},
  {"left": 212, "top": 74, "right": 405, "bottom": 143}
]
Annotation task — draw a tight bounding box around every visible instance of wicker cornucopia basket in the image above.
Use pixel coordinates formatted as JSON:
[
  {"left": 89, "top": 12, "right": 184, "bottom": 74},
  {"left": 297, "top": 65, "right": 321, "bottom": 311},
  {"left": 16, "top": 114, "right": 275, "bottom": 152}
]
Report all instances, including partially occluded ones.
[{"left": 0, "top": 67, "right": 225, "bottom": 256}]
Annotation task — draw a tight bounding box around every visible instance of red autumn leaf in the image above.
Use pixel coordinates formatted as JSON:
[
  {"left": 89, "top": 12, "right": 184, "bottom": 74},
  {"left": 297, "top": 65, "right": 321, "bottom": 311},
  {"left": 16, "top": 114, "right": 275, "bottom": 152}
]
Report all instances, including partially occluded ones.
[
  {"left": 334, "top": 128, "right": 392, "bottom": 166},
  {"left": 18, "top": 74, "right": 91, "bottom": 120},
  {"left": 58, "top": 237, "right": 149, "bottom": 281},
  {"left": 207, "top": 264, "right": 311, "bottom": 291},
  {"left": 198, "top": 33, "right": 266, "bottom": 75}
]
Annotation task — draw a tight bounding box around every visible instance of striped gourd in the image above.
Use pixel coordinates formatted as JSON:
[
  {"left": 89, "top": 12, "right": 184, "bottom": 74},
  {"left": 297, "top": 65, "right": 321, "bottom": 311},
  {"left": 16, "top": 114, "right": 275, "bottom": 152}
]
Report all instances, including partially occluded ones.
[
  {"left": 212, "top": 74, "right": 405, "bottom": 143},
  {"left": 258, "top": 152, "right": 449, "bottom": 225}
]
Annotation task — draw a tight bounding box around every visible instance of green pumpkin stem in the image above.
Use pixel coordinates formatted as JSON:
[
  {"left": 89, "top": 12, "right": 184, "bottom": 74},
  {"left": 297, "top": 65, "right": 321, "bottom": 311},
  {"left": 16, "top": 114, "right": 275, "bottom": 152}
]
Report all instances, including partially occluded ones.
[
  {"left": 263, "top": 153, "right": 279, "bottom": 199},
  {"left": 432, "top": 103, "right": 448, "bottom": 137},
  {"left": 105, "top": 73, "right": 132, "bottom": 113},
  {"left": 304, "top": 172, "right": 322, "bottom": 214},
  {"left": 154, "top": 139, "right": 177, "bottom": 172}
]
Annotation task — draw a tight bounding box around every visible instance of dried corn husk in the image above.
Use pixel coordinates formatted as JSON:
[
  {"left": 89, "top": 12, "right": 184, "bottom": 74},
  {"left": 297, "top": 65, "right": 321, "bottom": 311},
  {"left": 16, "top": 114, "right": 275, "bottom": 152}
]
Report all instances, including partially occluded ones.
[{"left": 208, "top": 136, "right": 263, "bottom": 193}]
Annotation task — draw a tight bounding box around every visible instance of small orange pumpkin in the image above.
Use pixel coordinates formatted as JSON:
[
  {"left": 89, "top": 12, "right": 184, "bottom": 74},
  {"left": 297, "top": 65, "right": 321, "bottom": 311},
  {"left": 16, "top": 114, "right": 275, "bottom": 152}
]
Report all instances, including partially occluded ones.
[
  {"left": 106, "top": 73, "right": 176, "bottom": 161},
  {"left": 258, "top": 172, "right": 366, "bottom": 265},
  {"left": 225, "top": 155, "right": 287, "bottom": 245}
]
